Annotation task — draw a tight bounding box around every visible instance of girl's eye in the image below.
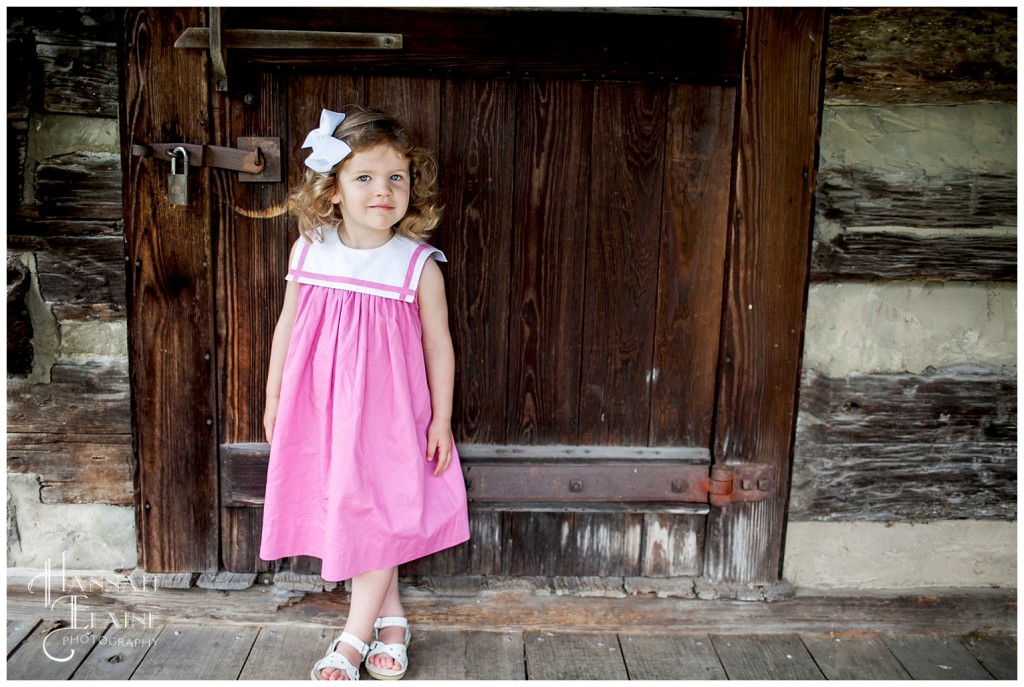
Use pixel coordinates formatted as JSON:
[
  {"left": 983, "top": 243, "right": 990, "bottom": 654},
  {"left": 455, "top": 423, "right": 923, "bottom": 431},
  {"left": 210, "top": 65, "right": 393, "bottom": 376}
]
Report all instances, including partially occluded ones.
[
  {"left": 356, "top": 174, "right": 371, "bottom": 182},
  {"left": 390, "top": 174, "right": 405, "bottom": 182}
]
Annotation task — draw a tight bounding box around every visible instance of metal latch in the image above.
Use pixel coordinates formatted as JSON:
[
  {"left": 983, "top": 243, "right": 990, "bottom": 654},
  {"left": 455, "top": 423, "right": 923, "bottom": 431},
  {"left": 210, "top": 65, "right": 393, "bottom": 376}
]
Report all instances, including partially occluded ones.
[{"left": 131, "top": 138, "right": 281, "bottom": 183}]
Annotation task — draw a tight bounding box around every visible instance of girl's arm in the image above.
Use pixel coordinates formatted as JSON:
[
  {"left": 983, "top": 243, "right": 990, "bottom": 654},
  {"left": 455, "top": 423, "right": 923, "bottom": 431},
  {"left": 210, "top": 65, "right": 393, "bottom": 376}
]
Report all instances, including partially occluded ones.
[
  {"left": 264, "top": 270, "right": 301, "bottom": 444},
  {"left": 418, "top": 258, "right": 456, "bottom": 476}
]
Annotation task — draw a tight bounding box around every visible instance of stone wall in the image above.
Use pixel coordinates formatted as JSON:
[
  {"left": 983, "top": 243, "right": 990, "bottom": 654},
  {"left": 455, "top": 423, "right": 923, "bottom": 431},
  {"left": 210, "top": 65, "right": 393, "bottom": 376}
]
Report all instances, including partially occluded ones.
[{"left": 6, "top": 8, "right": 1016, "bottom": 588}]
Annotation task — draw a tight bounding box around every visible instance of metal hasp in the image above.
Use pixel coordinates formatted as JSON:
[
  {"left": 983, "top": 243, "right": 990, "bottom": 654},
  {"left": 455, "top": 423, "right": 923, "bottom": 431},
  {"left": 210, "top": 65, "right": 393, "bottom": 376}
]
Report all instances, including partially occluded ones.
[
  {"left": 176, "top": 8, "right": 403, "bottom": 91},
  {"left": 462, "top": 455, "right": 775, "bottom": 507},
  {"left": 131, "top": 139, "right": 281, "bottom": 183}
]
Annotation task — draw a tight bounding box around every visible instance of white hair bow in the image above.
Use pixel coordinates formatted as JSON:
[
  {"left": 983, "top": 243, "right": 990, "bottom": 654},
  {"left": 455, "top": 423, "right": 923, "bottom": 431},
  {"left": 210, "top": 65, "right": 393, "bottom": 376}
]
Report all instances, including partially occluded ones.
[{"left": 301, "top": 109, "right": 352, "bottom": 173}]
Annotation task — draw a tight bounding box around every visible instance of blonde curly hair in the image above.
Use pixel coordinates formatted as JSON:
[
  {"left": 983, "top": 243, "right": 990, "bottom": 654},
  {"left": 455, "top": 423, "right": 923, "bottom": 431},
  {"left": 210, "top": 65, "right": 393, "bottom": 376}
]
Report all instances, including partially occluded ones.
[{"left": 290, "top": 106, "right": 442, "bottom": 242}]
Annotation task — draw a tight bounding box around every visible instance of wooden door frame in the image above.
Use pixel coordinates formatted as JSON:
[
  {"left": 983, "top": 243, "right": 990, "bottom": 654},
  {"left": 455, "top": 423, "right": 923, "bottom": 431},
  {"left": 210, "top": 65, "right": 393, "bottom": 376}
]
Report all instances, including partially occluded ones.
[{"left": 121, "top": 7, "right": 826, "bottom": 583}]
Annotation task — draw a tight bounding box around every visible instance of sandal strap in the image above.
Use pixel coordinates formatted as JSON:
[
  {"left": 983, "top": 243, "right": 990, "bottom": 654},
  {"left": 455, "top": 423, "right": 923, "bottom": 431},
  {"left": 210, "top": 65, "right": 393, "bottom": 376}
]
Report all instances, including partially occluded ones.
[
  {"left": 374, "top": 616, "right": 409, "bottom": 631},
  {"left": 312, "top": 632, "right": 369, "bottom": 680}
]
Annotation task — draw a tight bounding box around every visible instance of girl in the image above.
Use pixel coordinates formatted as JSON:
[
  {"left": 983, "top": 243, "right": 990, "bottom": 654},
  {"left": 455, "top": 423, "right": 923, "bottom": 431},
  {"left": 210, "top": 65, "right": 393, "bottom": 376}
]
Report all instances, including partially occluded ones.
[{"left": 260, "top": 106, "right": 470, "bottom": 681}]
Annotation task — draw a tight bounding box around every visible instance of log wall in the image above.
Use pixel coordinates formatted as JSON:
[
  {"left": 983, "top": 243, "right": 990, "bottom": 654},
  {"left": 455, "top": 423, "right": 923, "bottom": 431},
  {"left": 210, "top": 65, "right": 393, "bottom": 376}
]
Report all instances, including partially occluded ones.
[
  {"left": 792, "top": 8, "right": 1017, "bottom": 522},
  {"left": 6, "top": 9, "right": 134, "bottom": 568}
]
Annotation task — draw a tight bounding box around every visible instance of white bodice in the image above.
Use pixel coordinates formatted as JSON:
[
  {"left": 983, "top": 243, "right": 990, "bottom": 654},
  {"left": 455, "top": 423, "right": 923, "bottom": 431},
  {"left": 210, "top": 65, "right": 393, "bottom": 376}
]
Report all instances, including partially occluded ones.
[{"left": 286, "top": 229, "right": 446, "bottom": 303}]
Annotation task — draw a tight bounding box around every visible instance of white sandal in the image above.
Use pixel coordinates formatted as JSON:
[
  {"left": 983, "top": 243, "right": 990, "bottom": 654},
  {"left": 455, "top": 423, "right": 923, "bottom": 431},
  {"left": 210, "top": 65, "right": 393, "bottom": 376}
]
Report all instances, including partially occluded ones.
[
  {"left": 311, "top": 631, "right": 369, "bottom": 681},
  {"left": 365, "top": 617, "right": 411, "bottom": 680}
]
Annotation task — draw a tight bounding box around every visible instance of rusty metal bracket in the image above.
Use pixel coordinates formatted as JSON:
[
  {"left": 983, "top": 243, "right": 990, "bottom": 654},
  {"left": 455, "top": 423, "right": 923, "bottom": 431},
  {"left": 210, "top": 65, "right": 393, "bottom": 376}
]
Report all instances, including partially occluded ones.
[
  {"left": 462, "top": 454, "right": 775, "bottom": 508},
  {"left": 131, "top": 138, "right": 281, "bottom": 183}
]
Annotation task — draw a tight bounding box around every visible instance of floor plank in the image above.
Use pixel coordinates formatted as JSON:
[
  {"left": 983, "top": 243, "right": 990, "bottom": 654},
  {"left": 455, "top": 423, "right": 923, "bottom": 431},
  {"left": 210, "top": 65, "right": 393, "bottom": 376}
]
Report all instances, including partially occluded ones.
[
  {"left": 70, "top": 624, "right": 163, "bottom": 680},
  {"left": 7, "top": 617, "right": 41, "bottom": 658},
  {"left": 711, "top": 633, "right": 825, "bottom": 680},
  {"left": 963, "top": 634, "right": 1017, "bottom": 680},
  {"left": 130, "top": 624, "right": 259, "bottom": 680},
  {"left": 465, "top": 631, "right": 526, "bottom": 680},
  {"left": 619, "top": 634, "right": 727, "bottom": 680},
  {"left": 525, "top": 631, "right": 628, "bottom": 680},
  {"left": 405, "top": 629, "right": 466, "bottom": 679},
  {"left": 884, "top": 635, "right": 994, "bottom": 680},
  {"left": 802, "top": 633, "right": 911, "bottom": 679},
  {"left": 7, "top": 621, "right": 105, "bottom": 680},
  {"left": 237, "top": 625, "right": 334, "bottom": 680}
]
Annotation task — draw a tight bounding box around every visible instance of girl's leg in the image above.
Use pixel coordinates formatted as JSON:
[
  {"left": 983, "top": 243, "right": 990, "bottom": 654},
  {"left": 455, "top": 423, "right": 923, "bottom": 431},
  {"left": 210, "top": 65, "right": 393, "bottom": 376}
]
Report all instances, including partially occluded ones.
[
  {"left": 320, "top": 567, "right": 396, "bottom": 680},
  {"left": 366, "top": 568, "right": 407, "bottom": 673}
]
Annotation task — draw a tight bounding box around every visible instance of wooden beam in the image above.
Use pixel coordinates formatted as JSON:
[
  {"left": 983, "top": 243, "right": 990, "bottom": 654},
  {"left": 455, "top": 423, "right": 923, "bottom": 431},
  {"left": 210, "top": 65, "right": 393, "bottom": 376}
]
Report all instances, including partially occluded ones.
[
  {"left": 120, "top": 8, "right": 219, "bottom": 571},
  {"left": 825, "top": 8, "right": 1017, "bottom": 106},
  {"left": 791, "top": 368, "right": 1017, "bottom": 521},
  {"left": 810, "top": 231, "right": 1017, "bottom": 282},
  {"left": 707, "top": 8, "right": 826, "bottom": 585}
]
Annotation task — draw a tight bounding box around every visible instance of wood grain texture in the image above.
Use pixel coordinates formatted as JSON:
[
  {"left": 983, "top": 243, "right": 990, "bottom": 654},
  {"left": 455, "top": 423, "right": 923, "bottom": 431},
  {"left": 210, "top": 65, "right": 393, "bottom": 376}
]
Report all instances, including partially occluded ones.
[
  {"left": 650, "top": 83, "right": 735, "bottom": 446},
  {"left": 619, "top": 634, "right": 727, "bottom": 680},
  {"left": 7, "top": 617, "right": 40, "bottom": 657},
  {"left": 6, "top": 621, "right": 106, "bottom": 680},
  {"left": 818, "top": 168, "right": 1016, "bottom": 230},
  {"left": 963, "top": 634, "right": 1017, "bottom": 680},
  {"left": 33, "top": 152, "right": 123, "bottom": 219},
  {"left": 37, "top": 42, "right": 119, "bottom": 117},
  {"left": 883, "top": 635, "right": 996, "bottom": 680},
  {"left": 706, "top": 8, "right": 826, "bottom": 585},
  {"left": 711, "top": 633, "right": 825, "bottom": 680},
  {"left": 121, "top": 7, "right": 219, "bottom": 571},
  {"left": 7, "top": 361, "right": 132, "bottom": 505},
  {"left": 70, "top": 625, "right": 163, "bottom": 680},
  {"left": 131, "top": 624, "right": 259, "bottom": 680},
  {"left": 505, "top": 79, "right": 591, "bottom": 445},
  {"left": 524, "top": 631, "right": 628, "bottom": 680},
  {"left": 578, "top": 81, "right": 666, "bottom": 445},
  {"left": 802, "top": 633, "right": 911, "bottom": 679},
  {"left": 640, "top": 513, "right": 704, "bottom": 577},
  {"left": 465, "top": 631, "right": 526, "bottom": 680},
  {"left": 236, "top": 625, "right": 334, "bottom": 680},
  {"left": 825, "top": 8, "right": 1017, "bottom": 105},
  {"left": 810, "top": 231, "right": 1017, "bottom": 282},
  {"left": 30, "top": 236, "right": 126, "bottom": 321},
  {"left": 791, "top": 368, "right": 1017, "bottom": 520},
  {"left": 438, "top": 77, "right": 515, "bottom": 445}
]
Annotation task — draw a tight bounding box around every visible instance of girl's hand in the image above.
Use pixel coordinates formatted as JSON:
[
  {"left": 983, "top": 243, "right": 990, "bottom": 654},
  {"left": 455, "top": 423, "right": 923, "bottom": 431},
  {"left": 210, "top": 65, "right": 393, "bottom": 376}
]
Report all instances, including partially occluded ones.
[
  {"left": 264, "top": 398, "right": 279, "bottom": 444},
  {"left": 426, "top": 419, "right": 453, "bottom": 476}
]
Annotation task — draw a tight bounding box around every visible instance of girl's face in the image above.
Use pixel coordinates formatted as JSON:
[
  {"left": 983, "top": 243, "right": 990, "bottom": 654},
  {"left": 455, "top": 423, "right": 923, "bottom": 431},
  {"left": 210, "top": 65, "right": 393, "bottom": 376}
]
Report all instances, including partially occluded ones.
[{"left": 331, "top": 144, "right": 411, "bottom": 245}]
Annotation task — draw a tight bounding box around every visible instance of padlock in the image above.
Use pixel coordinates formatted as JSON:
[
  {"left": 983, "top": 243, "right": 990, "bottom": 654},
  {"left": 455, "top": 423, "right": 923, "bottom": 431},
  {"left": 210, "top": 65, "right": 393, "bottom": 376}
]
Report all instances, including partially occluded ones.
[{"left": 168, "top": 146, "right": 189, "bottom": 206}]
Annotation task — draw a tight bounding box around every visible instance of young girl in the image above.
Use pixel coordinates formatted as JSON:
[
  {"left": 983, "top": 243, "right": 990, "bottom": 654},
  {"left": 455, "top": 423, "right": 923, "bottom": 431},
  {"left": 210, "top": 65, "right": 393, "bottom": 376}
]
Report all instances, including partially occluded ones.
[{"left": 260, "top": 106, "right": 470, "bottom": 681}]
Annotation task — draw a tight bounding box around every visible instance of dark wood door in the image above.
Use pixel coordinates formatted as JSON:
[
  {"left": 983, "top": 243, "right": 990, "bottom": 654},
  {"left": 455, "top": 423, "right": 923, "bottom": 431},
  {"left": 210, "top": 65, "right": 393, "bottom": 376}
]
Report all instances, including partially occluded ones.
[{"left": 122, "top": 8, "right": 825, "bottom": 586}]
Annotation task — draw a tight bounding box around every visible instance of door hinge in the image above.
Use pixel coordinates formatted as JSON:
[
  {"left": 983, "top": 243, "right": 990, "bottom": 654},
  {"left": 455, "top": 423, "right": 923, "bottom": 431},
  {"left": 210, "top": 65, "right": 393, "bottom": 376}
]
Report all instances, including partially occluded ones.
[
  {"left": 131, "top": 138, "right": 281, "bottom": 183},
  {"left": 705, "top": 464, "right": 776, "bottom": 507}
]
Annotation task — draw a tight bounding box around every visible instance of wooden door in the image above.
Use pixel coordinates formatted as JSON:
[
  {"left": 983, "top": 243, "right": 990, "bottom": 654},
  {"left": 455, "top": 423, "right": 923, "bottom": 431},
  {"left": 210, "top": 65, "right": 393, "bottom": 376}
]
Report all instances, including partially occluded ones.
[{"left": 122, "top": 8, "right": 825, "bottom": 587}]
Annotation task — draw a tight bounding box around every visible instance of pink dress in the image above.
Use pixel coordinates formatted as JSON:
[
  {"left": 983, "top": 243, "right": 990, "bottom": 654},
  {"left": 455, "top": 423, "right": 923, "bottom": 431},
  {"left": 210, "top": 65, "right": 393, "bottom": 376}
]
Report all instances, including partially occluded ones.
[{"left": 259, "top": 229, "right": 470, "bottom": 582}]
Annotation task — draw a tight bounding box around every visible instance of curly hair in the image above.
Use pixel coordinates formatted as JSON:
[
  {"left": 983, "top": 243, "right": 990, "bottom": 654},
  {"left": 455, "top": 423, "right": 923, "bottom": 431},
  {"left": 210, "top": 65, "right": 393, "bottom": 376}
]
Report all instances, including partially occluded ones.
[{"left": 290, "top": 106, "right": 442, "bottom": 242}]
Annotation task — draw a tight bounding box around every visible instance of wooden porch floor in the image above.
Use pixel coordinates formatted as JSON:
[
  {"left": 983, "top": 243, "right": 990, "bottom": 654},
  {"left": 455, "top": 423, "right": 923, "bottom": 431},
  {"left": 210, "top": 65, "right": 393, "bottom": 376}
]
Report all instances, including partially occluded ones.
[
  {"left": 6, "top": 617, "right": 1018, "bottom": 680},
  {"left": 6, "top": 571, "right": 1017, "bottom": 680}
]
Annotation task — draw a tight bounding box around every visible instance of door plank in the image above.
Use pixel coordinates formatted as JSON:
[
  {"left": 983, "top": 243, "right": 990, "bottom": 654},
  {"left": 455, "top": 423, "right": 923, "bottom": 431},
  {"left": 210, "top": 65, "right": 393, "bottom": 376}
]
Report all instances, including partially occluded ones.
[
  {"left": 619, "top": 634, "right": 728, "bottom": 680},
  {"left": 465, "top": 631, "right": 526, "bottom": 680},
  {"left": 883, "top": 635, "right": 994, "bottom": 680},
  {"left": 365, "top": 76, "right": 442, "bottom": 157},
  {"left": 130, "top": 623, "right": 259, "bottom": 680},
  {"left": 438, "top": 77, "right": 515, "bottom": 445},
  {"left": 6, "top": 621, "right": 106, "bottom": 680},
  {"left": 578, "top": 81, "right": 666, "bottom": 446},
  {"left": 802, "top": 633, "right": 911, "bottom": 679},
  {"left": 70, "top": 624, "right": 163, "bottom": 680},
  {"left": 405, "top": 628, "right": 467, "bottom": 679},
  {"left": 524, "top": 631, "right": 628, "bottom": 680},
  {"left": 237, "top": 625, "right": 334, "bottom": 680},
  {"left": 640, "top": 512, "right": 705, "bottom": 577},
  {"left": 505, "top": 79, "right": 592, "bottom": 444},
  {"left": 963, "top": 634, "right": 1017, "bottom": 680},
  {"left": 706, "top": 7, "right": 827, "bottom": 584},
  {"left": 711, "top": 633, "right": 824, "bottom": 680},
  {"left": 122, "top": 6, "right": 220, "bottom": 572},
  {"left": 650, "top": 83, "right": 735, "bottom": 447}
]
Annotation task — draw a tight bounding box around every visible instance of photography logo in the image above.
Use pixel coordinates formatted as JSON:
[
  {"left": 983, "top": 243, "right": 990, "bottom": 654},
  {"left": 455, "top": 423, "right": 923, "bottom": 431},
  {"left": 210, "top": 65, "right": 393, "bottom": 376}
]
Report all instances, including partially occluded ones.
[{"left": 27, "top": 553, "right": 159, "bottom": 662}]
